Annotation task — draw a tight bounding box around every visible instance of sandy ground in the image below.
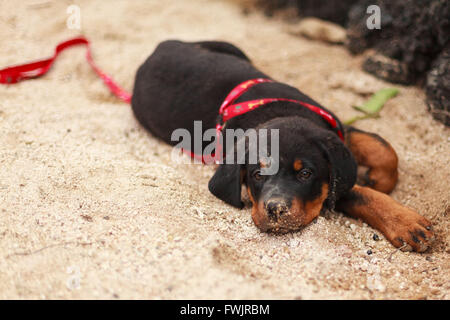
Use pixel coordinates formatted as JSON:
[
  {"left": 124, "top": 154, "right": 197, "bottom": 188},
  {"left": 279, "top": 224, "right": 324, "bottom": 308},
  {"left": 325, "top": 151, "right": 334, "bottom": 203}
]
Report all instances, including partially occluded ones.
[{"left": 0, "top": 0, "right": 449, "bottom": 300}]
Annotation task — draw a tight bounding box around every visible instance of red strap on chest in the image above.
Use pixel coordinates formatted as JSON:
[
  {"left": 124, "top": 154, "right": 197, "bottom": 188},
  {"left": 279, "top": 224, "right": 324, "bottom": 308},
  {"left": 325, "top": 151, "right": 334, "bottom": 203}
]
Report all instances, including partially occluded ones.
[{"left": 217, "top": 78, "right": 344, "bottom": 141}]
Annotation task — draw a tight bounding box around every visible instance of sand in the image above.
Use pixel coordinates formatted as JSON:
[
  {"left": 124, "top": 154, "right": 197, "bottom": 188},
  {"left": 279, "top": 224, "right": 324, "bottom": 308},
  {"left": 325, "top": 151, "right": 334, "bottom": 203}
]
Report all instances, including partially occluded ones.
[{"left": 0, "top": 0, "right": 449, "bottom": 300}]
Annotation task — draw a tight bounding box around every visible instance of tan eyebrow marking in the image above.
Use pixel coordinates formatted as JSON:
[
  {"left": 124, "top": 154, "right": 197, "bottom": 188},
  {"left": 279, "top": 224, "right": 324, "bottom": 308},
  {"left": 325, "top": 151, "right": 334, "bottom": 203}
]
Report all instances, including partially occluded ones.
[
  {"left": 259, "top": 157, "right": 271, "bottom": 168},
  {"left": 293, "top": 159, "right": 303, "bottom": 171}
]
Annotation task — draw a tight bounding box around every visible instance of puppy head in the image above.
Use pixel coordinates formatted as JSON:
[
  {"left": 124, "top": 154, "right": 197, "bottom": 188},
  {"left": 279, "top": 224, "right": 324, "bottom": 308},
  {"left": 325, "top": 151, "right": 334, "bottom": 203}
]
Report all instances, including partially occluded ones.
[{"left": 208, "top": 117, "right": 357, "bottom": 233}]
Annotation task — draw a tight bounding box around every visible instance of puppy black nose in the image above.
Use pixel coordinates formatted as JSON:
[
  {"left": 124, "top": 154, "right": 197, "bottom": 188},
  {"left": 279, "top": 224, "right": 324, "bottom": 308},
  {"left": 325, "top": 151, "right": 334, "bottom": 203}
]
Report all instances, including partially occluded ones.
[{"left": 265, "top": 199, "right": 289, "bottom": 221}]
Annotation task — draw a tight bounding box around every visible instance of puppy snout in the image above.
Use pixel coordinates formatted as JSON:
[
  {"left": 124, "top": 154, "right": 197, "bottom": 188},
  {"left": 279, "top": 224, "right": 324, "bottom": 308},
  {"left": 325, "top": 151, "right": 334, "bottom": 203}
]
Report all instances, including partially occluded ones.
[{"left": 265, "top": 199, "right": 289, "bottom": 221}]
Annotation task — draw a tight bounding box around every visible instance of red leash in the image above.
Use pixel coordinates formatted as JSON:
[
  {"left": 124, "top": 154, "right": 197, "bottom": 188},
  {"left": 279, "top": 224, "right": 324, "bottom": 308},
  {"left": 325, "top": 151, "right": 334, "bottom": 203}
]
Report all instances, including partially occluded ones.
[{"left": 0, "top": 37, "right": 131, "bottom": 103}]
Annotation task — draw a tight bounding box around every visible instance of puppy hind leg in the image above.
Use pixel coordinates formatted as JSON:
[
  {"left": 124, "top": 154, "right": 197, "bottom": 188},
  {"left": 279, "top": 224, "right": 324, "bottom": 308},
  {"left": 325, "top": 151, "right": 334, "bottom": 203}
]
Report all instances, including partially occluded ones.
[{"left": 344, "top": 126, "right": 398, "bottom": 194}]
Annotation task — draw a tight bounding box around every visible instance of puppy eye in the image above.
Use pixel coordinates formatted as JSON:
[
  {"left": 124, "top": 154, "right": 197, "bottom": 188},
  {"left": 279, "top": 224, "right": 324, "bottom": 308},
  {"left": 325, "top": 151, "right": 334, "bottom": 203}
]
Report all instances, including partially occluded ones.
[
  {"left": 252, "top": 170, "right": 263, "bottom": 181},
  {"left": 297, "top": 168, "right": 312, "bottom": 181}
]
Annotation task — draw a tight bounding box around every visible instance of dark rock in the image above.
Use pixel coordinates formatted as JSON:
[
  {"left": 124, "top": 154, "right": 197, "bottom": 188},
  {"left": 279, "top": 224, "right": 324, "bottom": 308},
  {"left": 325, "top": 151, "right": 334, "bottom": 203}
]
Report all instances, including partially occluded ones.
[
  {"left": 347, "top": 0, "right": 449, "bottom": 86},
  {"left": 255, "top": 0, "right": 450, "bottom": 126},
  {"left": 426, "top": 45, "right": 450, "bottom": 126},
  {"left": 256, "top": 0, "right": 359, "bottom": 26},
  {"left": 363, "top": 53, "right": 411, "bottom": 84},
  {"left": 293, "top": 0, "right": 359, "bottom": 26}
]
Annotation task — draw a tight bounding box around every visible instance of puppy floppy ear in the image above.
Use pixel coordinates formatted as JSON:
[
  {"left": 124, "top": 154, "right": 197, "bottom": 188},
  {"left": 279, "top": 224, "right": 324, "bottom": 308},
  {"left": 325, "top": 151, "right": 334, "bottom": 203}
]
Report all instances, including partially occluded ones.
[
  {"left": 315, "top": 134, "right": 357, "bottom": 210},
  {"left": 208, "top": 164, "right": 245, "bottom": 209}
]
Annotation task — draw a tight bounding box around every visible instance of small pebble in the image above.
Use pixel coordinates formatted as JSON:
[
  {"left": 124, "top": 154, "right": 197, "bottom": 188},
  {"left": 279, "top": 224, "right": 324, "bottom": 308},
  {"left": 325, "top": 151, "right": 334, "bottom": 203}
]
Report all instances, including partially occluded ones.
[
  {"left": 367, "top": 249, "right": 373, "bottom": 255},
  {"left": 431, "top": 289, "right": 440, "bottom": 295},
  {"left": 373, "top": 234, "right": 380, "bottom": 241}
]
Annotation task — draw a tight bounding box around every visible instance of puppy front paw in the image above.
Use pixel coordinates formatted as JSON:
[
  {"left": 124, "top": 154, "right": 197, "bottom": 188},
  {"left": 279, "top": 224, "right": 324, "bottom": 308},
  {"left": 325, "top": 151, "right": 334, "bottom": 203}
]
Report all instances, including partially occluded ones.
[{"left": 384, "top": 209, "right": 435, "bottom": 252}]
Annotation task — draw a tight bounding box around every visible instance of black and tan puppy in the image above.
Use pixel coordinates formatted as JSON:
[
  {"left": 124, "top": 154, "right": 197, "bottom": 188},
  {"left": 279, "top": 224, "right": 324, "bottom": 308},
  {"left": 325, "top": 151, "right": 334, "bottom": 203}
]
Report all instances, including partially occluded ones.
[{"left": 132, "top": 40, "right": 434, "bottom": 252}]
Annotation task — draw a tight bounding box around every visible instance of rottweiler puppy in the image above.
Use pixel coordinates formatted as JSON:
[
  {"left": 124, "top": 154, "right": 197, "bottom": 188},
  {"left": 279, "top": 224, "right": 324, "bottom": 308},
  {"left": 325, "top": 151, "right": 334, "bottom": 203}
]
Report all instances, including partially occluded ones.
[{"left": 132, "top": 40, "right": 434, "bottom": 252}]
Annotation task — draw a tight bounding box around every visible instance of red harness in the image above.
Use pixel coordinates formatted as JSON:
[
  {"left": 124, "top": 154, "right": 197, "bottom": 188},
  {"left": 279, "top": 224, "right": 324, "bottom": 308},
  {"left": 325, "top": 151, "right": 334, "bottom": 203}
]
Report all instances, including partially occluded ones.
[
  {"left": 217, "top": 78, "right": 344, "bottom": 140},
  {"left": 198, "top": 78, "right": 344, "bottom": 164},
  {"left": 0, "top": 37, "right": 344, "bottom": 164}
]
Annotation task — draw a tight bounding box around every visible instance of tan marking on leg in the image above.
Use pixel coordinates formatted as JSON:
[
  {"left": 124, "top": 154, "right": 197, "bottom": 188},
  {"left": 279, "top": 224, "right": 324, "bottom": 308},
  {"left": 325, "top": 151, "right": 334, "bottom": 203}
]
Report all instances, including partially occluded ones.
[
  {"left": 339, "top": 185, "right": 434, "bottom": 252},
  {"left": 346, "top": 130, "right": 398, "bottom": 193}
]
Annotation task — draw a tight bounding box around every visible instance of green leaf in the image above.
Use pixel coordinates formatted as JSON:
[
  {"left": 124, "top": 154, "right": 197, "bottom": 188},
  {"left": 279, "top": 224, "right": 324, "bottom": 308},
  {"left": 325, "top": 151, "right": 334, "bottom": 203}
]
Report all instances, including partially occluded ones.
[{"left": 353, "top": 88, "right": 399, "bottom": 115}]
